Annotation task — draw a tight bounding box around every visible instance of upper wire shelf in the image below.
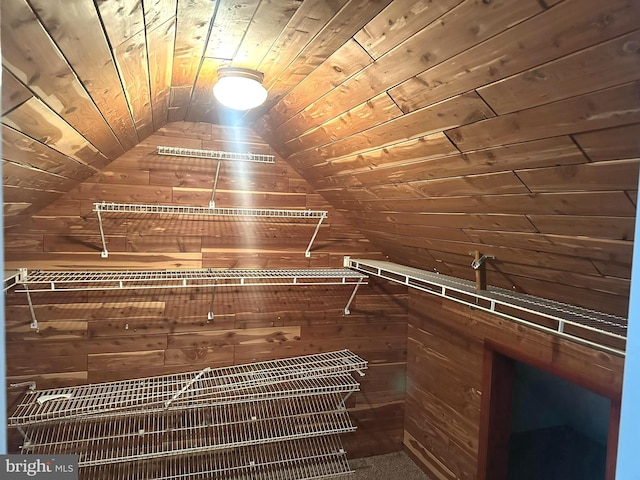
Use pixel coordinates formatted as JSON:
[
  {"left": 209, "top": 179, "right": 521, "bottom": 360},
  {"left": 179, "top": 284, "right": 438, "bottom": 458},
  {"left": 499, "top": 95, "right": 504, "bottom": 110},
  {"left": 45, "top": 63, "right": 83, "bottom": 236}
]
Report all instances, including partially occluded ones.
[
  {"left": 156, "top": 146, "right": 276, "bottom": 164},
  {"left": 92, "top": 202, "right": 328, "bottom": 258},
  {"left": 346, "top": 257, "right": 627, "bottom": 356},
  {"left": 15, "top": 268, "right": 367, "bottom": 292},
  {"left": 93, "top": 202, "right": 327, "bottom": 218},
  {"left": 14, "top": 268, "right": 368, "bottom": 330}
]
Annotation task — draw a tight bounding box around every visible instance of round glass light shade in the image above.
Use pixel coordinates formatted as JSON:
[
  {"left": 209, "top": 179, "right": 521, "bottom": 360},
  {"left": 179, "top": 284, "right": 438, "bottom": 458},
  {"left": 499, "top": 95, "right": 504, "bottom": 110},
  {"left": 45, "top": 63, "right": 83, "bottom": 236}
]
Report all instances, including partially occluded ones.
[{"left": 213, "top": 68, "right": 268, "bottom": 111}]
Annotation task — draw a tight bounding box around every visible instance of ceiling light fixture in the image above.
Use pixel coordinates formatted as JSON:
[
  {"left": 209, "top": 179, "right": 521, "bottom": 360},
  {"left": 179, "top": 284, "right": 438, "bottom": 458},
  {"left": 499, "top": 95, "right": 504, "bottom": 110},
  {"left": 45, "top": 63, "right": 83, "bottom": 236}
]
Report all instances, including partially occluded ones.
[{"left": 213, "top": 67, "right": 268, "bottom": 111}]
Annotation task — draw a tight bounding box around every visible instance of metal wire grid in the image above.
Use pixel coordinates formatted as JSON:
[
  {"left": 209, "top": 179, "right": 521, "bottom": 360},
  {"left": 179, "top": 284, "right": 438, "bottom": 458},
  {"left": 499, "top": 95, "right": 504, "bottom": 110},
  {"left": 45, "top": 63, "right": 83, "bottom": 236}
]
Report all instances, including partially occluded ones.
[
  {"left": 156, "top": 146, "right": 276, "bottom": 164},
  {"left": 347, "top": 258, "right": 627, "bottom": 355},
  {"left": 21, "top": 394, "right": 355, "bottom": 467},
  {"left": 93, "top": 201, "right": 327, "bottom": 218},
  {"left": 9, "top": 350, "right": 367, "bottom": 426},
  {"left": 16, "top": 268, "right": 367, "bottom": 293},
  {"left": 80, "top": 435, "right": 352, "bottom": 480}
]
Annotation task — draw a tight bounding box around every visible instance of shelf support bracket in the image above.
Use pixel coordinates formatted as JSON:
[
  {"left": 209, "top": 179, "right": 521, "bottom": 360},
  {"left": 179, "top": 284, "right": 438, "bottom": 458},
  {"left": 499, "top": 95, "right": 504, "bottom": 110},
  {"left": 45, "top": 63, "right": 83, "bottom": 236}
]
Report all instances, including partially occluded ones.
[
  {"left": 209, "top": 160, "right": 222, "bottom": 209},
  {"left": 344, "top": 277, "right": 364, "bottom": 315},
  {"left": 96, "top": 206, "right": 109, "bottom": 258},
  {"left": 208, "top": 280, "right": 217, "bottom": 321},
  {"left": 305, "top": 215, "right": 326, "bottom": 258},
  {"left": 23, "top": 282, "right": 39, "bottom": 332}
]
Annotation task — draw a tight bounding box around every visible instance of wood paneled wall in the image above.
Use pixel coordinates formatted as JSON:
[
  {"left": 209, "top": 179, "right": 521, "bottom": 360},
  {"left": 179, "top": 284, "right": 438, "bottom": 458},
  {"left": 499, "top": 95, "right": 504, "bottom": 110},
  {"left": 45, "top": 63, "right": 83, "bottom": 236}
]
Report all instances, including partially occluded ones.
[
  {"left": 4, "top": 122, "right": 408, "bottom": 458},
  {"left": 405, "top": 290, "right": 624, "bottom": 480},
  {"left": 255, "top": 0, "right": 640, "bottom": 319}
]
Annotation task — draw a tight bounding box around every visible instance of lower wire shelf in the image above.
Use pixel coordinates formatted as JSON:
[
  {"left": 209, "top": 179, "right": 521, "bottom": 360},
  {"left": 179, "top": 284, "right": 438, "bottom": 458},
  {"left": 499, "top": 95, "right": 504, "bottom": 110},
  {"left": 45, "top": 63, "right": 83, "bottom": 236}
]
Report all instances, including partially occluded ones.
[
  {"left": 9, "top": 351, "right": 365, "bottom": 480},
  {"left": 80, "top": 435, "right": 352, "bottom": 480},
  {"left": 21, "top": 393, "right": 356, "bottom": 467}
]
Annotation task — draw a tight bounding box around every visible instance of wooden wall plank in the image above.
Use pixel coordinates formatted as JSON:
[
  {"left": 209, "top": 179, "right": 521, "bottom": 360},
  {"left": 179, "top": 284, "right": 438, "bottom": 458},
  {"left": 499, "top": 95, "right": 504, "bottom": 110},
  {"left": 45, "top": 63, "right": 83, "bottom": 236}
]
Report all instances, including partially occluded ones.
[
  {"left": 388, "top": 0, "right": 640, "bottom": 114},
  {"left": 232, "top": 0, "right": 302, "bottom": 70},
  {"left": 259, "top": 0, "right": 393, "bottom": 109},
  {"left": 1, "top": 67, "right": 32, "bottom": 114},
  {"left": 168, "top": 0, "right": 218, "bottom": 116},
  {"left": 204, "top": 0, "right": 261, "bottom": 59},
  {"left": 527, "top": 215, "right": 634, "bottom": 241},
  {"left": 258, "top": 39, "right": 373, "bottom": 133},
  {"left": 446, "top": 81, "right": 640, "bottom": 152},
  {"left": 516, "top": 159, "right": 640, "bottom": 193},
  {"left": 29, "top": 0, "right": 139, "bottom": 150},
  {"left": 1, "top": 0, "right": 126, "bottom": 159},
  {"left": 282, "top": 0, "right": 542, "bottom": 130},
  {"left": 279, "top": 92, "right": 403, "bottom": 156},
  {"left": 143, "top": 0, "right": 177, "bottom": 29},
  {"left": 148, "top": 17, "right": 176, "bottom": 131},
  {"left": 354, "top": 0, "right": 464, "bottom": 59},
  {"left": 287, "top": 92, "right": 494, "bottom": 169},
  {"left": 337, "top": 191, "right": 636, "bottom": 216},
  {"left": 2, "top": 98, "right": 108, "bottom": 169},
  {"left": 256, "top": 0, "right": 350, "bottom": 89},
  {"left": 3, "top": 123, "right": 98, "bottom": 181},
  {"left": 110, "top": 28, "right": 154, "bottom": 140},
  {"left": 573, "top": 124, "right": 640, "bottom": 162},
  {"left": 478, "top": 30, "right": 640, "bottom": 115},
  {"left": 2, "top": 160, "right": 77, "bottom": 192}
]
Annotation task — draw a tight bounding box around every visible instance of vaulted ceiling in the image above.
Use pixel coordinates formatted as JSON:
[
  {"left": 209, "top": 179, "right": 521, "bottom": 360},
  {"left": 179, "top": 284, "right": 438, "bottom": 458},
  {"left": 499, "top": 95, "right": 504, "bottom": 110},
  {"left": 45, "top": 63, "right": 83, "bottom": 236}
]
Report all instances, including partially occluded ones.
[{"left": 2, "top": 0, "right": 640, "bottom": 318}]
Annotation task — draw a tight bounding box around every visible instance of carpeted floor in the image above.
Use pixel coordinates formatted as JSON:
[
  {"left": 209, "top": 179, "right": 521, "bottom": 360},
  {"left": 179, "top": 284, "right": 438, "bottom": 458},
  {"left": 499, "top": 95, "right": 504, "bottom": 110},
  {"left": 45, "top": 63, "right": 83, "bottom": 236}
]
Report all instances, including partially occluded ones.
[{"left": 348, "top": 451, "right": 433, "bottom": 479}]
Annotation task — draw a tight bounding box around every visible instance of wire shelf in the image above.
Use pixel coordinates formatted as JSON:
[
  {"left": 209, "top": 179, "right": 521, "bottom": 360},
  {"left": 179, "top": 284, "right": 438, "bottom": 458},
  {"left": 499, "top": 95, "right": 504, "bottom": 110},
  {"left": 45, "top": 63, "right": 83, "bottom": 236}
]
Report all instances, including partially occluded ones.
[
  {"left": 346, "top": 257, "right": 627, "bottom": 356},
  {"left": 156, "top": 146, "right": 276, "bottom": 164},
  {"left": 80, "top": 435, "right": 352, "bottom": 480},
  {"left": 9, "top": 350, "right": 366, "bottom": 426},
  {"left": 16, "top": 268, "right": 367, "bottom": 293},
  {"left": 92, "top": 201, "right": 328, "bottom": 257},
  {"left": 93, "top": 202, "right": 327, "bottom": 218},
  {"left": 10, "top": 352, "right": 363, "bottom": 480},
  {"left": 21, "top": 394, "right": 355, "bottom": 467}
]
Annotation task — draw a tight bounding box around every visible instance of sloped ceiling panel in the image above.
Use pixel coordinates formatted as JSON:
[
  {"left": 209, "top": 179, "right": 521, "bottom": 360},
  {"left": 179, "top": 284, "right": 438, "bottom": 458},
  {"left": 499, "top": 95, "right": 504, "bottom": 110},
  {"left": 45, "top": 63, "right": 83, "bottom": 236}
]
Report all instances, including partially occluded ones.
[{"left": 2, "top": 0, "right": 640, "bottom": 317}]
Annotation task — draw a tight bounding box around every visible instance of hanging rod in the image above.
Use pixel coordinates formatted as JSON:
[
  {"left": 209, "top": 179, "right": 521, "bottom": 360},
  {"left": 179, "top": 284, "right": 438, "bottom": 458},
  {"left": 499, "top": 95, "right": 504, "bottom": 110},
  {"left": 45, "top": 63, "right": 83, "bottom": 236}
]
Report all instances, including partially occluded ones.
[
  {"left": 93, "top": 202, "right": 327, "bottom": 258},
  {"left": 156, "top": 146, "right": 275, "bottom": 164},
  {"left": 345, "top": 257, "right": 627, "bottom": 357}
]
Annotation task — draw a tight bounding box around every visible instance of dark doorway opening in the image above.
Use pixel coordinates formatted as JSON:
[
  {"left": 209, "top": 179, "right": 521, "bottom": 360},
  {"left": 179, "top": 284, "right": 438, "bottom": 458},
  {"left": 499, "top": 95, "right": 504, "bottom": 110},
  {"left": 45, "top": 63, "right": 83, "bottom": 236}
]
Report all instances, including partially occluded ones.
[
  {"left": 478, "top": 348, "right": 620, "bottom": 480},
  {"left": 507, "top": 360, "right": 610, "bottom": 480}
]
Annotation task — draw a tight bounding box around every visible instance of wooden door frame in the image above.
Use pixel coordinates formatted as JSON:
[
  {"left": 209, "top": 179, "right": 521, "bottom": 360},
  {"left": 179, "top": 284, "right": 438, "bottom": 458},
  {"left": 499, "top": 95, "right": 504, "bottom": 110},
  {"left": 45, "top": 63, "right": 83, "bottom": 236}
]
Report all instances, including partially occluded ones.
[{"left": 477, "top": 341, "right": 621, "bottom": 480}]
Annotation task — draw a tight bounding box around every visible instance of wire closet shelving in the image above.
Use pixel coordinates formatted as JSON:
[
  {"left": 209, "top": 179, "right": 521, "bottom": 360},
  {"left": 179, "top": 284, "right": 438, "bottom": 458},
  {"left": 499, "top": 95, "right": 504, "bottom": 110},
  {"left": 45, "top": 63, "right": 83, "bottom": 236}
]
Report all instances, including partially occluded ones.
[
  {"left": 346, "top": 257, "right": 627, "bottom": 357},
  {"left": 9, "top": 350, "right": 367, "bottom": 480},
  {"left": 14, "top": 267, "right": 367, "bottom": 330},
  {"left": 93, "top": 202, "right": 328, "bottom": 258}
]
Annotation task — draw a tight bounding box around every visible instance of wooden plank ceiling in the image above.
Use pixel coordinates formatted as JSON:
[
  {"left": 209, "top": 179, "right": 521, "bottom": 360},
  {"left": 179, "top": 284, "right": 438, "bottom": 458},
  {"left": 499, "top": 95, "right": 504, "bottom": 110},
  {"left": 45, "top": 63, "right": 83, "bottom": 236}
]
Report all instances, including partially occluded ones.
[{"left": 2, "top": 0, "right": 640, "bottom": 317}]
